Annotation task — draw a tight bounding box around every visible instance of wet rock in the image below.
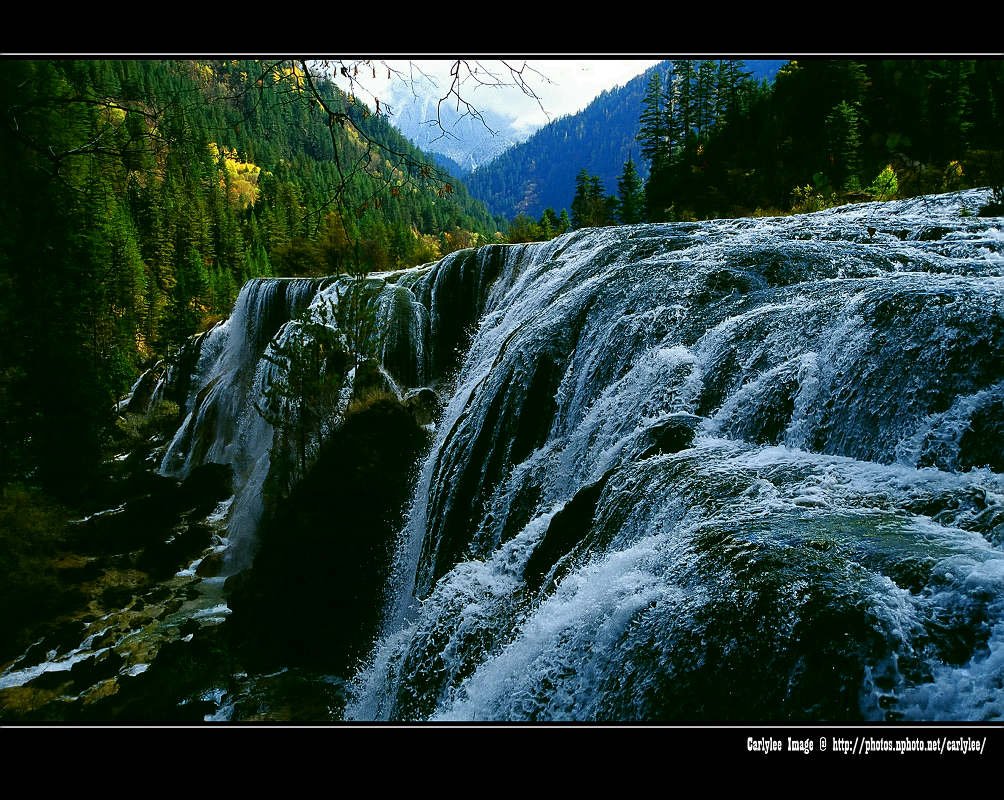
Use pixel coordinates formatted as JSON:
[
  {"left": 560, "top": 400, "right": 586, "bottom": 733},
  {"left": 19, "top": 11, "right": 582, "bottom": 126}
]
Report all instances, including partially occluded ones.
[
  {"left": 100, "top": 585, "right": 136, "bottom": 610},
  {"left": 195, "top": 552, "right": 225, "bottom": 578},
  {"left": 179, "top": 619, "right": 201, "bottom": 638},
  {"left": 958, "top": 400, "right": 1004, "bottom": 472},
  {"left": 352, "top": 358, "right": 396, "bottom": 400},
  {"left": 52, "top": 553, "right": 104, "bottom": 585},
  {"left": 639, "top": 414, "right": 702, "bottom": 459},
  {"left": 125, "top": 361, "right": 168, "bottom": 415},
  {"left": 523, "top": 468, "right": 616, "bottom": 592},
  {"left": 226, "top": 395, "right": 430, "bottom": 673},
  {"left": 40, "top": 620, "right": 88, "bottom": 659},
  {"left": 915, "top": 225, "right": 953, "bottom": 241},
  {"left": 136, "top": 522, "right": 214, "bottom": 580},
  {"left": 0, "top": 685, "right": 60, "bottom": 720},
  {"left": 178, "top": 463, "right": 233, "bottom": 515},
  {"left": 141, "top": 586, "right": 171, "bottom": 607},
  {"left": 69, "top": 649, "right": 124, "bottom": 690},
  {"left": 78, "top": 624, "right": 237, "bottom": 722},
  {"left": 161, "top": 598, "right": 184, "bottom": 617},
  {"left": 89, "top": 629, "right": 118, "bottom": 651},
  {"left": 26, "top": 669, "right": 74, "bottom": 693},
  {"left": 81, "top": 677, "right": 120, "bottom": 706},
  {"left": 70, "top": 475, "right": 182, "bottom": 555},
  {"left": 403, "top": 387, "right": 440, "bottom": 427}
]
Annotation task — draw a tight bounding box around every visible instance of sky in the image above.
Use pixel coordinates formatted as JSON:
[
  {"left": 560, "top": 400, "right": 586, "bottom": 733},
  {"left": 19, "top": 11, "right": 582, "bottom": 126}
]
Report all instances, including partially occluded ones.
[{"left": 326, "top": 59, "right": 663, "bottom": 136}]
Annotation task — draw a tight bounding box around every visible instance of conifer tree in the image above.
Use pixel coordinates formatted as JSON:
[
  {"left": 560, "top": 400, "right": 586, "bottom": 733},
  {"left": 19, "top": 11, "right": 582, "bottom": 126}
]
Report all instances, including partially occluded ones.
[
  {"left": 539, "top": 207, "right": 559, "bottom": 239},
  {"left": 672, "top": 60, "right": 697, "bottom": 145},
  {"left": 616, "top": 157, "right": 647, "bottom": 224},
  {"left": 825, "top": 100, "right": 863, "bottom": 191},
  {"left": 570, "top": 168, "right": 592, "bottom": 228},
  {"left": 637, "top": 72, "right": 671, "bottom": 172},
  {"left": 696, "top": 60, "right": 718, "bottom": 136}
]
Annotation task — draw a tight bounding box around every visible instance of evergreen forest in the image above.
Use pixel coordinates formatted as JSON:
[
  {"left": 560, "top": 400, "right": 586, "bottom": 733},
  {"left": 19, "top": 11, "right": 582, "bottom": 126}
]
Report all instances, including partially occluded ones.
[
  {"left": 628, "top": 59, "right": 1004, "bottom": 221},
  {"left": 0, "top": 59, "right": 503, "bottom": 502}
]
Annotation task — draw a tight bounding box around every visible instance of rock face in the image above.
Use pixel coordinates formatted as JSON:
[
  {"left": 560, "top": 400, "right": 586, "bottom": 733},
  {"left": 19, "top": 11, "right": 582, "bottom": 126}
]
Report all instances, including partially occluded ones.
[
  {"left": 403, "top": 387, "right": 440, "bottom": 427},
  {"left": 124, "top": 361, "right": 169, "bottom": 415},
  {"left": 69, "top": 464, "right": 232, "bottom": 561},
  {"left": 156, "top": 255, "right": 504, "bottom": 571},
  {"left": 225, "top": 395, "right": 430, "bottom": 673}
]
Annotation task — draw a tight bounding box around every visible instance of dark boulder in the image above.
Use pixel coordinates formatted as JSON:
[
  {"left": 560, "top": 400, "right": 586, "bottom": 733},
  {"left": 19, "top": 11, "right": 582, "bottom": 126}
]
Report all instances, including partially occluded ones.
[
  {"left": 195, "top": 551, "right": 225, "bottom": 578},
  {"left": 403, "top": 387, "right": 441, "bottom": 427},
  {"left": 351, "top": 358, "right": 396, "bottom": 400},
  {"left": 638, "top": 414, "right": 702, "bottom": 460},
  {"left": 135, "top": 522, "right": 213, "bottom": 581},
  {"left": 125, "top": 361, "right": 169, "bottom": 415},
  {"left": 523, "top": 468, "right": 616, "bottom": 593},
  {"left": 226, "top": 394, "right": 430, "bottom": 673},
  {"left": 178, "top": 463, "right": 233, "bottom": 515}
]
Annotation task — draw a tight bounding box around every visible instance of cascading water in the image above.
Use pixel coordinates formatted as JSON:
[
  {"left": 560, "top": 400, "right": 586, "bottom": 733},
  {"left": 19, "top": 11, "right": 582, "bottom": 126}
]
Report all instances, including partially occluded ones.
[
  {"left": 149, "top": 190, "right": 1004, "bottom": 721},
  {"left": 160, "top": 277, "right": 329, "bottom": 570},
  {"left": 342, "top": 189, "right": 1004, "bottom": 722},
  {"left": 159, "top": 248, "right": 508, "bottom": 573}
]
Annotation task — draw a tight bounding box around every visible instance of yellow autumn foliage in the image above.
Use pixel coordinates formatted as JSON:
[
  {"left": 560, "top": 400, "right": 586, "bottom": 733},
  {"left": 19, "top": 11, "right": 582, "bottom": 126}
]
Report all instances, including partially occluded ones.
[
  {"left": 208, "top": 142, "right": 261, "bottom": 209},
  {"left": 100, "top": 102, "right": 126, "bottom": 126}
]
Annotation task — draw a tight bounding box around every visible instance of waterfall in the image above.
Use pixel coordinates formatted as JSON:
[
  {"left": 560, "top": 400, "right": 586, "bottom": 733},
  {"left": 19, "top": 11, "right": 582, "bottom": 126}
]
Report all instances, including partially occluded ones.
[
  {"left": 159, "top": 248, "right": 511, "bottom": 573},
  {"left": 154, "top": 189, "right": 1004, "bottom": 720},
  {"left": 344, "top": 189, "right": 1004, "bottom": 721},
  {"left": 159, "top": 277, "right": 329, "bottom": 570}
]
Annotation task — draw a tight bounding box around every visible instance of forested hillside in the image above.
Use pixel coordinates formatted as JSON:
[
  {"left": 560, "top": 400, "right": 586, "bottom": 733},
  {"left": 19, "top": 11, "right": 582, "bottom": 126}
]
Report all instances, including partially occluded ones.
[
  {"left": 464, "top": 60, "right": 785, "bottom": 220},
  {"left": 636, "top": 59, "right": 1004, "bottom": 220},
  {"left": 0, "top": 59, "right": 502, "bottom": 498}
]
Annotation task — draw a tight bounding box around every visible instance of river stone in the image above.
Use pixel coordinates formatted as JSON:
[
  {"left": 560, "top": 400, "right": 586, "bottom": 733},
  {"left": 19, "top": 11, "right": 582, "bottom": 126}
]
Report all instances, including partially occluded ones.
[{"left": 195, "top": 551, "right": 225, "bottom": 577}]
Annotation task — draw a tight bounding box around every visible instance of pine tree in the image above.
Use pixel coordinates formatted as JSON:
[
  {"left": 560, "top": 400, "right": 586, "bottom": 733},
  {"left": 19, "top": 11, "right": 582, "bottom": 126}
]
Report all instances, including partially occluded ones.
[
  {"left": 825, "top": 100, "right": 862, "bottom": 191},
  {"left": 672, "top": 60, "right": 697, "bottom": 146},
  {"left": 557, "top": 209, "right": 572, "bottom": 234},
  {"left": 696, "top": 60, "right": 718, "bottom": 136},
  {"left": 570, "top": 168, "right": 592, "bottom": 229},
  {"left": 616, "top": 157, "right": 647, "bottom": 224},
  {"left": 637, "top": 71, "right": 670, "bottom": 172},
  {"left": 538, "top": 207, "right": 559, "bottom": 239}
]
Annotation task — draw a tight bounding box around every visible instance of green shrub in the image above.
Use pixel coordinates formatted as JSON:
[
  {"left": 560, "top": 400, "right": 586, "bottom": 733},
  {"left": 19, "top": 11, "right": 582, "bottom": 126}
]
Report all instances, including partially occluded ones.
[
  {"left": 346, "top": 386, "right": 398, "bottom": 418},
  {"left": 867, "top": 165, "right": 899, "bottom": 201},
  {"left": 113, "top": 400, "right": 181, "bottom": 449},
  {"left": 791, "top": 185, "right": 837, "bottom": 214}
]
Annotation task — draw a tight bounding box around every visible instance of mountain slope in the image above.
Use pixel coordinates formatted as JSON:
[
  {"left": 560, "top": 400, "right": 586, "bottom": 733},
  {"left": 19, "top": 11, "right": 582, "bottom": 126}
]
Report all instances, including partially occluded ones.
[
  {"left": 464, "top": 60, "right": 787, "bottom": 220},
  {"left": 386, "top": 95, "right": 526, "bottom": 174}
]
